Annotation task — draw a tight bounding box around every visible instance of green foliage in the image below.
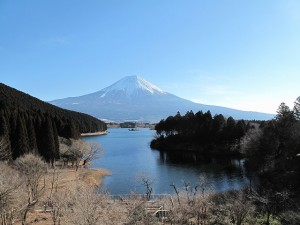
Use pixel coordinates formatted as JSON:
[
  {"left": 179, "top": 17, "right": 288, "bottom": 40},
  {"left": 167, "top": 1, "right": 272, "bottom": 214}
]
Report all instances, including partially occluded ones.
[
  {"left": 279, "top": 211, "right": 300, "bottom": 225},
  {"left": 293, "top": 97, "right": 300, "bottom": 120},
  {"left": 0, "top": 112, "right": 11, "bottom": 160},
  {"left": 242, "top": 98, "right": 300, "bottom": 192},
  {"left": 151, "top": 110, "right": 249, "bottom": 156},
  {"left": 240, "top": 97, "right": 300, "bottom": 218},
  {"left": 255, "top": 214, "right": 281, "bottom": 225},
  {"left": 0, "top": 83, "right": 107, "bottom": 161}
]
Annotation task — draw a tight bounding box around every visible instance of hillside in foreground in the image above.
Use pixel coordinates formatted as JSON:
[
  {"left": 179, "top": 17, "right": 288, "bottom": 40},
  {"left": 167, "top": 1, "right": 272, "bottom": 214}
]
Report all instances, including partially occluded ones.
[{"left": 0, "top": 83, "right": 107, "bottom": 161}]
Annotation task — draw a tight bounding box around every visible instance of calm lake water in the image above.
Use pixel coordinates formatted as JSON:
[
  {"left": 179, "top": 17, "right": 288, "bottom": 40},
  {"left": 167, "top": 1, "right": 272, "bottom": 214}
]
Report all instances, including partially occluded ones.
[{"left": 83, "top": 128, "right": 250, "bottom": 195}]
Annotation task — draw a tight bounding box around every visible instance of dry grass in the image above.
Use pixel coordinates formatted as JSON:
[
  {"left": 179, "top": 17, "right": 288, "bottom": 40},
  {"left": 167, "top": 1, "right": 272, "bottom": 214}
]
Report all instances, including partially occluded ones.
[
  {"left": 81, "top": 131, "right": 108, "bottom": 137},
  {"left": 47, "top": 167, "right": 111, "bottom": 189},
  {"left": 14, "top": 167, "right": 111, "bottom": 225},
  {"left": 78, "top": 168, "right": 111, "bottom": 186}
]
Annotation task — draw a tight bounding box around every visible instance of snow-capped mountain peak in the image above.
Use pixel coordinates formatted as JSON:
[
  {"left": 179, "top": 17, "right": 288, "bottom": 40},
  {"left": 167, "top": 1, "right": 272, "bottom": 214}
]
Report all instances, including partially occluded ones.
[
  {"left": 101, "top": 75, "right": 165, "bottom": 96},
  {"left": 50, "top": 76, "right": 274, "bottom": 122}
]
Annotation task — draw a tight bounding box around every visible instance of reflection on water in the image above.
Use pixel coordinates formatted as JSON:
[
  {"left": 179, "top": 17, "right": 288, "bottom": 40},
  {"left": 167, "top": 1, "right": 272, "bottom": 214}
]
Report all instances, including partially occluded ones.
[
  {"left": 157, "top": 150, "right": 249, "bottom": 192},
  {"left": 83, "top": 128, "right": 253, "bottom": 195}
]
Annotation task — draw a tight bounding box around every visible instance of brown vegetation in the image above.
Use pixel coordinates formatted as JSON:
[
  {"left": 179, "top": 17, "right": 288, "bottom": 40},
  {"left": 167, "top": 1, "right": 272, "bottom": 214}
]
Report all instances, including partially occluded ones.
[
  {"left": 80, "top": 131, "right": 108, "bottom": 137},
  {"left": 13, "top": 164, "right": 111, "bottom": 225},
  {"left": 1, "top": 154, "right": 297, "bottom": 225}
]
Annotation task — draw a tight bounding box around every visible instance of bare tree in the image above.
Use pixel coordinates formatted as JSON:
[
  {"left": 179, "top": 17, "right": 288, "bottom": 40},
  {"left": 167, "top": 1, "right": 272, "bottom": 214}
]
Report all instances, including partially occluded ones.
[
  {"left": 211, "top": 190, "right": 255, "bottom": 225},
  {"left": 170, "top": 183, "right": 180, "bottom": 205},
  {"left": 14, "top": 153, "right": 47, "bottom": 225},
  {"left": 122, "top": 194, "right": 159, "bottom": 225},
  {"left": 250, "top": 190, "right": 277, "bottom": 225},
  {"left": 0, "top": 163, "right": 23, "bottom": 225},
  {"left": 59, "top": 138, "right": 103, "bottom": 169},
  {"left": 59, "top": 138, "right": 86, "bottom": 169},
  {"left": 167, "top": 178, "right": 217, "bottom": 225},
  {"left": 126, "top": 204, "right": 158, "bottom": 225},
  {"left": 239, "top": 126, "right": 263, "bottom": 156},
  {"left": 43, "top": 167, "right": 63, "bottom": 225},
  {"left": 81, "top": 141, "right": 103, "bottom": 167},
  {"left": 62, "top": 183, "right": 125, "bottom": 225},
  {"left": 136, "top": 173, "right": 155, "bottom": 201},
  {"left": 226, "top": 191, "right": 255, "bottom": 225},
  {"left": 47, "top": 188, "right": 69, "bottom": 225}
]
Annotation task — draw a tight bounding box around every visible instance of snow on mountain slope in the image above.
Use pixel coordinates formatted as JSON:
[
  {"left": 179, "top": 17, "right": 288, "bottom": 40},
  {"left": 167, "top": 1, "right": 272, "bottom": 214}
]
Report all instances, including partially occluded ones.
[
  {"left": 101, "top": 75, "right": 165, "bottom": 96},
  {"left": 50, "top": 76, "right": 274, "bottom": 122}
]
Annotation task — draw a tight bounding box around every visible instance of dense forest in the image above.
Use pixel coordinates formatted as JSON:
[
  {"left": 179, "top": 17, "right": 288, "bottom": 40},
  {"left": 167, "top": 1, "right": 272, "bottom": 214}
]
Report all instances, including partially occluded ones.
[
  {"left": 151, "top": 98, "right": 300, "bottom": 221},
  {"left": 150, "top": 110, "right": 253, "bottom": 156},
  {"left": 241, "top": 99, "right": 300, "bottom": 193},
  {"left": 0, "top": 83, "right": 107, "bottom": 162}
]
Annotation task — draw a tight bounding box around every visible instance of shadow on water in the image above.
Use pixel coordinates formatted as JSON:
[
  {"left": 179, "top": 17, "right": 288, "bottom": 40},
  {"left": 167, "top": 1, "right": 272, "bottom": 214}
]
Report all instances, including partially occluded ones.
[
  {"left": 157, "top": 150, "right": 244, "bottom": 174},
  {"left": 84, "top": 128, "right": 256, "bottom": 195},
  {"left": 156, "top": 149, "right": 258, "bottom": 192}
]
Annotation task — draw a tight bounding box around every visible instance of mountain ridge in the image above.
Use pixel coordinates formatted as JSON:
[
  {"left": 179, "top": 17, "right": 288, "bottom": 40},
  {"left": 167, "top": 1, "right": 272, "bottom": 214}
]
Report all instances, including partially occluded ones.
[
  {"left": 0, "top": 82, "right": 106, "bottom": 161},
  {"left": 50, "top": 76, "right": 274, "bottom": 122}
]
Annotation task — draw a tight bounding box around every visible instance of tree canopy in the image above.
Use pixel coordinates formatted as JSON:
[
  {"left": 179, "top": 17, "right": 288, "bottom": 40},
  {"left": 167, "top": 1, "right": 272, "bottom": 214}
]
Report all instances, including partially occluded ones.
[
  {"left": 151, "top": 110, "right": 251, "bottom": 156},
  {"left": 0, "top": 83, "right": 107, "bottom": 161},
  {"left": 241, "top": 97, "right": 300, "bottom": 193}
]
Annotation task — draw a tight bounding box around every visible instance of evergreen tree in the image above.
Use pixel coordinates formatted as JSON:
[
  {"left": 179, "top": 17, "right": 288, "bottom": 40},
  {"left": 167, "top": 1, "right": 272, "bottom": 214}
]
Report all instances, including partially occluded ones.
[
  {"left": 293, "top": 96, "right": 300, "bottom": 120},
  {"left": 0, "top": 83, "right": 107, "bottom": 160},
  {"left": 52, "top": 120, "right": 60, "bottom": 160},
  {"left": 235, "top": 120, "right": 247, "bottom": 139},
  {"left": 151, "top": 110, "right": 248, "bottom": 156},
  {"left": 211, "top": 114, "right": 226, "bottom": 143},
  {"left": 275, "top": 102, "right": 295, "bottom": 127},
  {"left": 0, "top": 110, "right": 11, "bottom": 160},
  {"left": 12, "top": 114, "right": 30, "bottom": 159},
  {"left": 39, "top": 116, "right": 56, "bottom": 164},
  {"left": 200, "top": 111, "right": 213, "bottom": 143},
  {"left": 223, "top": 116, "right": 236, "bottom": 142},
  {"left": 26, "top": 117, "right": 38, "bottom": 154}
]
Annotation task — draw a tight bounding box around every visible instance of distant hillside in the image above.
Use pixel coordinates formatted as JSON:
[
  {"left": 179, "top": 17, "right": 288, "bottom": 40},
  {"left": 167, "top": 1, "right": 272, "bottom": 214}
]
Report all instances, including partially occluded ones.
[
  {"left": 0, "top": 83, "right": 106, "bottom": 162},
  {"left": 51, "top": 76, "right": 274, "bottom": 122}
]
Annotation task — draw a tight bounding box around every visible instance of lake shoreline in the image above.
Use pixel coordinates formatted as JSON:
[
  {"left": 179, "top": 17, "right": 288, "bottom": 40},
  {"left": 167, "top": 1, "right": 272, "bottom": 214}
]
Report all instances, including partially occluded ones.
[
  {"left": 78, "top": 168, "right": 112, "bottom": 186},
  {"left": 81, "top": 130, "right": 108, "bottom": 137},
  {"left": 83, "top": 128, "right": 250, "bottom": 195}
]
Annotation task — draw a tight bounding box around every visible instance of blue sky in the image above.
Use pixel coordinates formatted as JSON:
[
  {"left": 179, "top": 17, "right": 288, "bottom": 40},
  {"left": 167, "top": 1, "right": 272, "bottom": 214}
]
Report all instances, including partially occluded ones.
[{"left": 1, "top": 0, "right": 299, "bottom": 114}]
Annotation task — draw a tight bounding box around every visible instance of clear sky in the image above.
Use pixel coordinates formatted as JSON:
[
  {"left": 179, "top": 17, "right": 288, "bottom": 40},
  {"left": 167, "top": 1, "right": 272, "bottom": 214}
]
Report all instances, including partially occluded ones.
[{"left": 1, "top": 0, "right": 299, "bottom": 114}]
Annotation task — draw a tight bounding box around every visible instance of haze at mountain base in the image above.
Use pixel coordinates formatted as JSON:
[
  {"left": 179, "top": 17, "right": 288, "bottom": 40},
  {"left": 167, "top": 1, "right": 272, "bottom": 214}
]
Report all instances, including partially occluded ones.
[{"left": 50, "top": 76, "right": 274, "bottom": 122}]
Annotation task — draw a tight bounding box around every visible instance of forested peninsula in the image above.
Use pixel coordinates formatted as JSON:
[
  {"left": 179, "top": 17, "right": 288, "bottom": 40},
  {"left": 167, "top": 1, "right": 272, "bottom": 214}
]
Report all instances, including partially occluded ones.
[
  {"left": 0, "top": 83, "right": 107, "bottom": 162},
  {"left": 150, "top": 110, "right": 252, "bottom": 157},
  {"left": 151, "top": 99, "right": 300, "bottom": 221}
]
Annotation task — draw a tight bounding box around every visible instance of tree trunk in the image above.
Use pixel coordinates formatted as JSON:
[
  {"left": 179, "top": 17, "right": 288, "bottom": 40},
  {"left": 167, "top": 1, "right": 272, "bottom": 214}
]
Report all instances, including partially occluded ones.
[
  {"left": 22, "top": 208, "right": 29, "bottom": 225},
  {"left": 266, "top": 211, "right": 270, "bottom": 225}
]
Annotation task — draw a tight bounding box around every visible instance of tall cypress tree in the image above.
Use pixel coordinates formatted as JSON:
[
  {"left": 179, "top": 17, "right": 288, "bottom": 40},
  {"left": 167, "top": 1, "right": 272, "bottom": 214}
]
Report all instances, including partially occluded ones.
[
  {"left": 27, "top": 117, "right": 38, "bottom": 154},
  {"left": 63, "top": 122, "right": 79, "bottom": 139},
  {"left": 0, "top": 110, "right": 11, "bottom": 160},
  {"left": 12, "top": 114, "right": 30, "bottom": 159},
  {"left": 52, "top": 120, "right": 60, "bottom": 160},
  {"left": 39, "top": 116, "right": 56, "bottom": 164}
]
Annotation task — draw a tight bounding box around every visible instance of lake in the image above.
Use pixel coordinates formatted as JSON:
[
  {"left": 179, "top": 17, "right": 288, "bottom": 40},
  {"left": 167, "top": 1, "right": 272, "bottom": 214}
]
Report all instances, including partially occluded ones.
[{"left": 83, "top": 128, "right": 250, "bottom": 195}]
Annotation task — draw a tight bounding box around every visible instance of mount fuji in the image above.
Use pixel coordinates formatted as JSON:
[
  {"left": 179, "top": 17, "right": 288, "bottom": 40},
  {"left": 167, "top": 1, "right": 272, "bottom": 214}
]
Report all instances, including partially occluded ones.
[{"left": 50, "top": 76, "right": 273, "bottom": 122}]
